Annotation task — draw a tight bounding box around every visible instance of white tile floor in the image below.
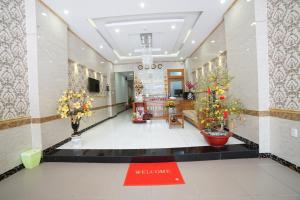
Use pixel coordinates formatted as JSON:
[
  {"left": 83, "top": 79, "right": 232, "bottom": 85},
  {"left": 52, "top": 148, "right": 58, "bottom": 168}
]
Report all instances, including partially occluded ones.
[
  {"left": 0, "top": 159, "right": 299, "bottom": 200},
  {"left": 59, "top": 111, "right": 243, "bottom": 149}
]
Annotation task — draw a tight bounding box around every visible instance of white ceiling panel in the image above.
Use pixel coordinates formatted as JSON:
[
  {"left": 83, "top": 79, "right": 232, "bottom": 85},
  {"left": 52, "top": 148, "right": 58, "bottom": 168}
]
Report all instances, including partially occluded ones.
[{"left": 41, "top": 0, "right": 235, "bottom": 64}]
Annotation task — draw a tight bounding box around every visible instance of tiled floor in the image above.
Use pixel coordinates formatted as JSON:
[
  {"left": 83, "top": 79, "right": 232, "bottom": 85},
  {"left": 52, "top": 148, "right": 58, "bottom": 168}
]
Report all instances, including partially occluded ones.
[
  {"left": 0, "top": 159, "right": 299, "bottom": 200},
  {"left": 59, "top": 111, "right": 243, "bottom": 149}
]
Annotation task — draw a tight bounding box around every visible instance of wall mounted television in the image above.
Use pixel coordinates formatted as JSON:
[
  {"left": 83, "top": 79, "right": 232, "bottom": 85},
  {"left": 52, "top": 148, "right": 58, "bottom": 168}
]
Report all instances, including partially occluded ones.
[{"left": 88, "top": 77, "right": 100, "bottom": 93}]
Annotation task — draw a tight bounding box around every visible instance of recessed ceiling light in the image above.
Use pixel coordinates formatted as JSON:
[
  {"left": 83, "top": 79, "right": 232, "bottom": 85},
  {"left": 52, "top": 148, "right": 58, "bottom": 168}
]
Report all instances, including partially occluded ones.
[
  {"left": 164, "top": 51, "right": 168, "bottom": 54},
  {"left": 115, "top": 28, "right": 120, "bottom": 33},
  {"left": 63, "top": 9, "right": 69, "bottom": 15},
  {"left": 191, "top": 40, "right": 196, "bottom": 44},
  {"left": 99, "top": 45, "right": 104, "bottom": 49},
  {"left": 250, "top": 22, "right": 256, "bottom": 26},
  {"left": 219, "top": 50, "right": 223, "bottom": 53},
  {"left": 246, "top": 0, "right": 251, "bottom": 2},
  {"left": 101, "top": 61, "right": 105, "bottom": 64},
  {"left": 220, "top": 0, "right": 226, "bottom": 4},
  {"left": 171, "top": 25, "right": 176, "bottom": 30},
  {"left": 210, "top": 40, "right": 216, "bottom": 43},
  {"left": 128, "top": 53, "right": 132, "bottom": 56},
  {"left": 180, "top": 57, "right": 183, "bottom": 60},
  {"left": 41, "top": 12, "right": 47, "bottom": 16},
  {"left": 140, "top": 2, "right": 145, "bottom": 8},
  {"left": 194, "top": 57, "right": 198, "bottom": 59}
]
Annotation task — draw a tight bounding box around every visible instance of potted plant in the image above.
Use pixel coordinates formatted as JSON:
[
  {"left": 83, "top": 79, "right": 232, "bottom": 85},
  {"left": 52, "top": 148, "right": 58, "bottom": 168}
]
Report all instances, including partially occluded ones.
[
  {"left": 57, "top": 90, "right": 93, "bottom": 137},
  {"left": 196, "top": 66, "right": 244, "bottom": 147},
  {"left": 165, "top": 100, "right": 177, "bottom": 122},
  {"left": 184, "top": 81, "right": 196, "bottom": 100}
]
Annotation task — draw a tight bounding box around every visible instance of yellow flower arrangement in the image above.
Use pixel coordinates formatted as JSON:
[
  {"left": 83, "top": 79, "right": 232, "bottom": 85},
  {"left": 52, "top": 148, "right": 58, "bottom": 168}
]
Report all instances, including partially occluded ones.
[
  {"left": 165, "top": 100, "right": 176, "bottom": 108},
  {"left": 57, "top": 89, "right": 94, "bottom": 123}
]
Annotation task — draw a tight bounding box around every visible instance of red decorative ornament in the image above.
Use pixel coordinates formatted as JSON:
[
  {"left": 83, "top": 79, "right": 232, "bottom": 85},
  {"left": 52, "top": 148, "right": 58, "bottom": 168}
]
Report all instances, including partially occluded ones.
[
  {"left": 207, "top": 88, "right": 211, "bottom": 94},
  {"left": 220, "top": 95, "right": 225, "bottom": 100},
  {"left": 223, "top": 111, "right": 228, "bottom": 118}
]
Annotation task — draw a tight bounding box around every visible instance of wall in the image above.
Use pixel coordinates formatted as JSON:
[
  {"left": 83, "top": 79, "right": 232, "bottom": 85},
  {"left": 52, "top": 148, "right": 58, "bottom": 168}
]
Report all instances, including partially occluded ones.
[
  {"left": 114, "top": 73, "right": 128, "bottom": 104},
  {"left": 115, "top": 62, "right": 184, "bottom": 97},
  {"left": 0, "top": 0, "right": 33, "bottom": 174},
  {"left": 268, "top": 0, "right": 300, "bottom": 166}
]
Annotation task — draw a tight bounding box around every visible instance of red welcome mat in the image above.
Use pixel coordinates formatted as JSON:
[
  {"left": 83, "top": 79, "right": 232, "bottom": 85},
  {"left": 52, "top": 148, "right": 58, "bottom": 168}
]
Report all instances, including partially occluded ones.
[{"left": 123, "top": 162, "right": 185, "bottom": 186}]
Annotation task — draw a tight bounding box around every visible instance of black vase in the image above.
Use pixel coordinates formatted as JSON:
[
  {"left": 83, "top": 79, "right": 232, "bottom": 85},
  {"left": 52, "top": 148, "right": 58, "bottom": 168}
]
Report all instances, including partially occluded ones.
[{"left": 71, "top": 121, "right": 80, "bottom": 136}]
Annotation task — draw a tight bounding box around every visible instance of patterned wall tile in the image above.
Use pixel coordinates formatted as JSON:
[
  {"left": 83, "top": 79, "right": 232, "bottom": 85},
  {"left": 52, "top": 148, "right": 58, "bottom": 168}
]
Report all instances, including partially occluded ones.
[
  {"left": 268, "top": 0, "right": 300, "bottom": 110},
  {"left": 0, "top": 0, "right": 29, "bottom": 120},
  {"left": 68, "top": 61, "right": 106, "bottom": 96}
]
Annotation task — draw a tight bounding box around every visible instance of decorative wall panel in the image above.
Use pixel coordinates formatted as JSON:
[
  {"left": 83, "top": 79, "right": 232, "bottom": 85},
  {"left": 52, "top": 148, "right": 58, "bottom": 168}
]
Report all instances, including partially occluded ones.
[
  {"left": 0, "top": 0, "right": 29, "bottom": 120},
  {"left": 68, "top": 61, "right": 107, "bottom": 96},
  {"left": 268, "top": 0, "right": 300, "bottom": 110}
]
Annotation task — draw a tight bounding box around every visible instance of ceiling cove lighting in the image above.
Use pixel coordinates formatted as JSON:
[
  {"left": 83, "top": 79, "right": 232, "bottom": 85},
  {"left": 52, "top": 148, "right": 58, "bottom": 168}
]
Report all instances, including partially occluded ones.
[
  {"left": 105, "top": 19, "right": 184, "bottom": 27},
  {"left": 63, "top": 9, "right": 69, "bottom": 15},
  {"left": 140, "top": 2, "right": 145, "bottom": 8},
  {"left": 183, "top": 29, "right": 192, "bottom": 43},
  {"left": 88, "top": 18, "right": 97, "bottom": 28},
  {"left": 41, "top": 12, "right": 47, "bottom": 16},
  {"left": 220, "top": 0, "right": 226, "bottom": 4}
]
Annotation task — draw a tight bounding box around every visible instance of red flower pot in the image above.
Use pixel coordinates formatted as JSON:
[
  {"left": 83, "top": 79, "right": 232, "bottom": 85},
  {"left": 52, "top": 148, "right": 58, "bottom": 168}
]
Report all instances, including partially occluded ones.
[{"left": 200, "top": 130, "right": 233, "bottom": 147}]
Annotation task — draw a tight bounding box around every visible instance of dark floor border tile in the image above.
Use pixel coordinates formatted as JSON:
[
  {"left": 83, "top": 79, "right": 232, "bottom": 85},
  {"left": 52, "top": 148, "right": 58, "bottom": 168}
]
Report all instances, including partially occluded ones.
[
  {"left": 0, "top": 164, "right": 24, "bottom": 182},
  {"left": 232, "top": 134, "right": 259, "bottom": 149},
  {"left": 259, "top": 153, "right": 300, "bottom": 174}
]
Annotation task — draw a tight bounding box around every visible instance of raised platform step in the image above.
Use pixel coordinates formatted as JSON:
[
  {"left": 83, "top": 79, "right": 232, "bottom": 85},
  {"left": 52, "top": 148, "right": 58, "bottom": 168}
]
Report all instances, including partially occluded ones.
[{"left": 43, "top": 144, "right": 258, "bottom": 163}]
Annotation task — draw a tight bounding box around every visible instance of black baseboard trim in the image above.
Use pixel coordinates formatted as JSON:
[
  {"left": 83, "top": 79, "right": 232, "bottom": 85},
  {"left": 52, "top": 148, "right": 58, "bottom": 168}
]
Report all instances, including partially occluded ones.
[
  {"left": 0, "top": 109, "right": 128, "bottom": 182},
  {"left": 232, "top": 134, "right": 259, "bottom": 149},
  {"left": 259, "top": 153, "right": 300, "bottom": 174},
  {"left": 0, "top": 164, "right": 24, "bottom": 182}
]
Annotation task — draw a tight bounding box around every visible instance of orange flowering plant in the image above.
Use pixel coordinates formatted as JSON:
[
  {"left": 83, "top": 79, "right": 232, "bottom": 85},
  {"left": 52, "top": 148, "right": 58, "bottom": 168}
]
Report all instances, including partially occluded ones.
[
  {"left": 196, "top": 66, "right": 244, "bottom": 132},
  {"left": 57, "top": 90, "right": 94, "bottom": 123}
]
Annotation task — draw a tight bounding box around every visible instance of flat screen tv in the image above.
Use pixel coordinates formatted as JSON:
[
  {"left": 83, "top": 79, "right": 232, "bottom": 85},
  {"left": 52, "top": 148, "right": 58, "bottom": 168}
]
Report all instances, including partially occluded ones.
[{"left": 88, "top": 77, "right": 100, "bottom": 92}]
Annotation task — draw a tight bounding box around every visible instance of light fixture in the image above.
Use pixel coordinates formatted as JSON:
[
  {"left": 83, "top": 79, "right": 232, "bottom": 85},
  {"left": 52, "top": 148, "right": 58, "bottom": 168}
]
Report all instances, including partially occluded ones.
[
  {"left": 194, "top": 57, "right": 198, "bottom": 59},
  {"left": 220, "top": 0, "right": 226, "bottom": 4},
  {"left": 164, "top": 51, "right": 168, "bottom": 54},
  {"left": 171, "top": 25, "right": 176, "bottom": 30},
  {"left": 101, "top": 61, "right": 105, "bottom": 64},
  {"left": 105, "top": 19, "right": 184, "bottom": 27},
  {"left": 210, "top": 40, "right": 216, "bottom": 43},
  {"left": 246, "top": 0, "right": 251, "bottom": 2},
  {"left": 183, "top": 29, "right": 192, "bottom": 43},
  {"left": 81, "top": 47, "right": 85, "bottom": 51},
  {"left": 219, "top": 50, "right": 223, "bottom": 53},
  {"left": 41, "top": 12, "right": 47, "bottom": 16},
  {"left": 140, "top": 2, "right": 145, "bottom": 8},
  {"left": 180, "top": 57, "right": 183, "bottom": 60},
  {"left": 114, "top": 60, "right": 118, "bottom": 63},
  {"left": 63, "top": 9, "right": 69, "bottom": 15},
  {"left": 128, "top": 53, "right": 132, "bottom": 56},
  {"left": 250, "top": 22, "right": 256, "bottom": 26},
  {"left": 88, "top": 18, "right": 97, "bottom": 28},
  {"left": 191, "top": 40, "right": 196, "bottom": 44},
  {"left": 115, "top": 28, "right": 120, "bottom": 33}
]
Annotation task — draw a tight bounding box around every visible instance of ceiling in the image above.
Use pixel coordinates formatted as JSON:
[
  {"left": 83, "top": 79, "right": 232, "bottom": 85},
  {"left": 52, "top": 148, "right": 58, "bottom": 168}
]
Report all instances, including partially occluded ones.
[{"left": 42, "top": 0, "right": 235, "bottom": 64}]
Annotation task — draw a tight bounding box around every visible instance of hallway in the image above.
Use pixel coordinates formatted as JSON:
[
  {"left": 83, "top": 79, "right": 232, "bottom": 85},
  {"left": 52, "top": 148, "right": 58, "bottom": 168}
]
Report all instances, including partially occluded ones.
[{"left": 59, "top": 111, "right": 243, "bottom": 149}]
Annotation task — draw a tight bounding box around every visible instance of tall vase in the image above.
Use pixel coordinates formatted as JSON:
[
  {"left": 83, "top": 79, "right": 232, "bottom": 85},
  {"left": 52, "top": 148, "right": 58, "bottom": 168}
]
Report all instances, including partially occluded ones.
[{"left": 71, "top": 117, "right": 80, "bottom": 136}]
